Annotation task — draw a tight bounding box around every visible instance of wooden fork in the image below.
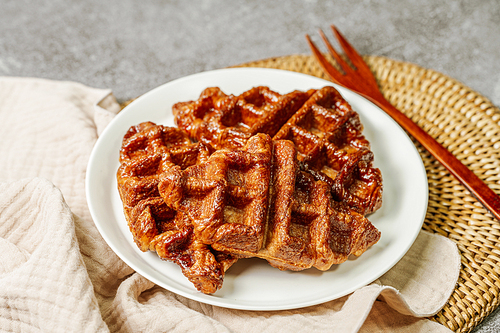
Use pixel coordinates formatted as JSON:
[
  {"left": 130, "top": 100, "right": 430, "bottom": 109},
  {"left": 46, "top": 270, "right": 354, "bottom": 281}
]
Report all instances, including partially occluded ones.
[{"left": 306, "top": 25, "right": 500, "bottom": 221}]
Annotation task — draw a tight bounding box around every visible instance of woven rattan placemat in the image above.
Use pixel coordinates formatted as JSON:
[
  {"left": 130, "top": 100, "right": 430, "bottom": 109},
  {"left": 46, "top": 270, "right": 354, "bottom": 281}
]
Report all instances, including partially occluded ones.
[
  {"left": 233, "top": 54, "right": 500, "bottom": 333},
  {"left": 121, "top": 54, "right": 500, "bottom": 333}
]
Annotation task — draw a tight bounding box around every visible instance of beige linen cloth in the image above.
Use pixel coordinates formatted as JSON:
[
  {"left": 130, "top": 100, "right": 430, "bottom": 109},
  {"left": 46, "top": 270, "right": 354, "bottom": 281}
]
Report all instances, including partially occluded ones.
[{"left": 0, "top": 77, "right": 461, "bottom": 333}]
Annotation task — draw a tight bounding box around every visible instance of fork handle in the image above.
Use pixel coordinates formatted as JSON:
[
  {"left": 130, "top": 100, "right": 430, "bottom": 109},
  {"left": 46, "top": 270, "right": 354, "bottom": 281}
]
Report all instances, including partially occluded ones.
[{"left": 370, "top": 95, "right": 500, "bottom": 221}]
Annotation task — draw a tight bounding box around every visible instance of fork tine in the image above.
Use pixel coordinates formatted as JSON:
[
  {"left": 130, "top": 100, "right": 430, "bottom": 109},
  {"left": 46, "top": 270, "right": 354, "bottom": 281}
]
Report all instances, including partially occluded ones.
[
  {"left": 305, "top": 34, "right": 345, "bottom": 85},
  {"left": 330, "top": 25, "right": 376, "bottom": 81},
  {"left": 318, "top": 29, "right": 352, "bottom": 75}
]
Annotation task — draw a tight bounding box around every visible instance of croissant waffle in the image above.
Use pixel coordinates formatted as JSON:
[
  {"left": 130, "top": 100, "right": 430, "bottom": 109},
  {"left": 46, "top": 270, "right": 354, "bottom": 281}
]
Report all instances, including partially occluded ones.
[
  {"left": 173, "top": 86, "right": 382, "bottom": 215},
  {"left": 117, "top": 85, "right": 383, "bottom": 294},
  {"left": 117, "top": 122, "right": 238, "bottom": 294},
  {"left": 173, "top": 86, "right": 315, "bottom": 151},
  {"left": 159, "top": 134, "right": 381, "bottom": 272}
]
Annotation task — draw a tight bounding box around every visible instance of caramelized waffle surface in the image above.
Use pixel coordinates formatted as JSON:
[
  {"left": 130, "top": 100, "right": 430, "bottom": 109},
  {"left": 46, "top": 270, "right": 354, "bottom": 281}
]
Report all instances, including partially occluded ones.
[
  {"left": 117, "top": 122, "right": 237, "bottom": 294},
  {"left": 174, "top": 86, "right": 382, "bottom": 215},
  {"left": 117, "top": 85, "right": 383, "bottom": 294},
  {"left": 157, "top": 132, "right": 380, "bottom": 272},
  {"left": 274, "top": 86, "right": 383, "bottom": 216},
  {"left": 159, "top": 132, "right": 273, "bottom": 254},
  {"left": 255, "top": 140, "right": 380, "bottom": 271},
  {"left": 173, "top": 86, "right": 315, "bottom": 151}
]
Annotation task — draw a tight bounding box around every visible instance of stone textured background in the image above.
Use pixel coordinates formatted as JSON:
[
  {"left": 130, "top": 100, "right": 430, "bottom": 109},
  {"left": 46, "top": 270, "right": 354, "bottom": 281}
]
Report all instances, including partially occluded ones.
[{"left": 1, "top": 0, "right": 499, "bottom": 331}]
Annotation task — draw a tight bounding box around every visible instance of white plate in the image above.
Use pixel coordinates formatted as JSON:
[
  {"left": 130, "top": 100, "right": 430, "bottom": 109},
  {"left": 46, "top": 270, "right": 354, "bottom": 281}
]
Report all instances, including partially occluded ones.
[{"left": 86, "top": 68, "right": 428, "bottom": 311}]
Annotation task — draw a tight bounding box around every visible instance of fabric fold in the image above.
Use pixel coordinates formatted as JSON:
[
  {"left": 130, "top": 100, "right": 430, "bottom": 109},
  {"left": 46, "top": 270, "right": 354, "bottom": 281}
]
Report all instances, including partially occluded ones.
[
  {"left": 0, "top": 178, "right": 107, "bottom": 332},
  {"left": 378, "top": 231, "right": 461, "bottom": 317}
]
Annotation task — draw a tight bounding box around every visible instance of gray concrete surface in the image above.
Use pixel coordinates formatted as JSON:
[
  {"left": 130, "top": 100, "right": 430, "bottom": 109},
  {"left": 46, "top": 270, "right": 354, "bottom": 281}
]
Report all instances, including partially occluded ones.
[{"left": 1, "top": 0, "right": 499, "bottom": 331}]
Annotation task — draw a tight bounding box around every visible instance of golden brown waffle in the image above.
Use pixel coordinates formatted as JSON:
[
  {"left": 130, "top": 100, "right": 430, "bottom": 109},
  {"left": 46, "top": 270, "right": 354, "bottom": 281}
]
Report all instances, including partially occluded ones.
[
  {"left": 117, "top": 121, "right": 381, "bottom": 293},
  {"left": 173, "top": 86, "right": 314, "bottom": 151},
  {"left": 118, "top": 85, "right": 384, "bottom": 294},
  {"left": 158, "top": 133, "right": 380, "bottom": 272},
  {"left": 116, "top": 122, "right": 237, "bottom": 294},
  {"left": 173, "top": 86, "right": 382, "bottom": 216},
  {"left": 159, "top": 132, "right": 273, "bottom": 253},
  {"left": 230, "top": 139, "right": 380, "bottom": 271},
  {"left": 274, "top": 86, "right": 382, "bottom": 215}
]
